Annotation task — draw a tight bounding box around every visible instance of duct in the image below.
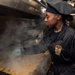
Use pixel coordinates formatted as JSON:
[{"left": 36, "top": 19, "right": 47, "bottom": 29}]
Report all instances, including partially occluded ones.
[{"left": 0, "top": 0, "right": 46, "bottom": 18}]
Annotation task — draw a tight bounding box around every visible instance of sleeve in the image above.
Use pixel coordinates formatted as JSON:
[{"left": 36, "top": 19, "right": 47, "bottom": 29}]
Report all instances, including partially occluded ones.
[
  {"left": 59, "top": 37, "right": 75, "bottom": 63},
  {"left": 22, "top": 37, "right": 49, "bottom": 54},
  {"left": 68, "top": 36, "right": 75, "bottom": 62}
]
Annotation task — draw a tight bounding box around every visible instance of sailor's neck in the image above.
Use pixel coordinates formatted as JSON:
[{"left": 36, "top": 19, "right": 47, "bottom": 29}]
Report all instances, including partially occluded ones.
[{"left": 54, "top": 22, "right": 64, "bottom": 33}]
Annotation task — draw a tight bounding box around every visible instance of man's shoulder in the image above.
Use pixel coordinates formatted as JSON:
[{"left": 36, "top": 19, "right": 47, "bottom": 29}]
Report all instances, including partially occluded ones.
[
  {"left": 66, "top": 26, "right": 75, "bottom": 36},
  {"left": 67, "top": 26, "right": 75, "bottom": 33}
]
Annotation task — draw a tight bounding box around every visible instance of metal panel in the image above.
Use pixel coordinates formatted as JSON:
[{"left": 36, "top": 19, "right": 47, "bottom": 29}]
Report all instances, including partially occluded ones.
[{"left": 0, "top": 0, "right": 45, "bottom": 18}]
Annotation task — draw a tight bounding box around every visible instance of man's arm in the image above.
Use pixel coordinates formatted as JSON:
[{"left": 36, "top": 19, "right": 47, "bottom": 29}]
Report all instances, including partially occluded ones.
[{"left": 21, "top": 37, "right": 48, "bottom": 54}]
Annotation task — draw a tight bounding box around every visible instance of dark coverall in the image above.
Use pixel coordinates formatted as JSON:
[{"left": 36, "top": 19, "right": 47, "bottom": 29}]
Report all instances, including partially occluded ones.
[{"left": 23, "top": 24, "right": 75, "bottom": 75}]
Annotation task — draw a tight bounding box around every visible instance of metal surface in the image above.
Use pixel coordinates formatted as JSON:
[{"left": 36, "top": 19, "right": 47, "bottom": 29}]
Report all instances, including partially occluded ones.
[{"left": 0, "top": 0, "right": 46, "bottom": 18}]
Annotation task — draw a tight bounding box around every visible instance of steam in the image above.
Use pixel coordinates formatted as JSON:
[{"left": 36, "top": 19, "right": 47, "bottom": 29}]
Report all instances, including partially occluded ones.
[
  {"left": 0, "top": 18, "right": 50, "bottom": 75},
  {"left": 0, "top": 18, "right": 45, "bottom": 57}
]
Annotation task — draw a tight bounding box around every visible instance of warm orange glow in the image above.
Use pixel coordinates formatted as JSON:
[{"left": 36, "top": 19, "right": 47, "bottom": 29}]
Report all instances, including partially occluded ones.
[{"left": 0, "top": 51, "right": 50, "bottom": 75}]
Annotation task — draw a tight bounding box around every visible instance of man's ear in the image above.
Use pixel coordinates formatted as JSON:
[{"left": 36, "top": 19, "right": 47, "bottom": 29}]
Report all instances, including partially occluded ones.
[{"left": 57, "top": 14, "right": 61, "bottom": 20}]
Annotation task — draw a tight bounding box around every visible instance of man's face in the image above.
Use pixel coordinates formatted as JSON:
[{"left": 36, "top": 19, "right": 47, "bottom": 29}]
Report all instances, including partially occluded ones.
[{"left": 44, "top": 12, "right": 59, "bottom": 27}]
